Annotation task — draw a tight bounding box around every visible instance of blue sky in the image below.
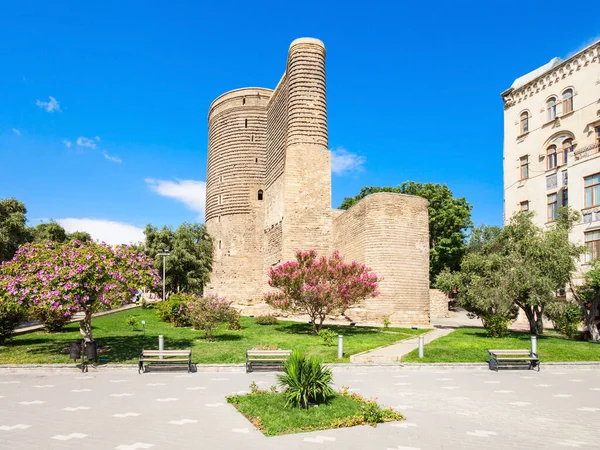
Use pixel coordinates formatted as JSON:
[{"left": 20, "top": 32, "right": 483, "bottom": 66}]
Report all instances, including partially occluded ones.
[{"left": 1, "top": 1, "right": 599, "bottom": 243}]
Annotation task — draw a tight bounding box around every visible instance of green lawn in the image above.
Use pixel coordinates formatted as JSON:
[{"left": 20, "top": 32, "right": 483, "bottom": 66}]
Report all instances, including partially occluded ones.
[
  {"left": 0, "top": 308, "right": 426, "bottom": 364},
  {"left": 402, "top": 327, "right": 600, "bottom": 363},
  {"left": 227, "top": 392, "right": 402, "bottom": 436}
]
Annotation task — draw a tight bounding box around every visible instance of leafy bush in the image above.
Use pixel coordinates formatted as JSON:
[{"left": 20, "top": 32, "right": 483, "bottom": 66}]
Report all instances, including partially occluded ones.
[
  {"left": 480, "top": 314, "right": 512, "bottom": 338},
  {"left": 318, "top": 328, "right": 337, "bottom": 346},
  {"left": 255, "top": 315, "right": 278, "bottom": 325},
  {"left": 33, "top": 307, "right": 70, "bottom": 332},
  {"left": 125, "top": 315, "right": 138, "bottom": 329},
  {"left": 546, "top": 301, "right": 582, "bottom": 339},
  {"left": 332, "top": 387, "right": 403, "bottom": 428},
  {"left": 277, "top": 350, "right": 334, "bottom": 408},
  {"left": 383, "top": 317, "right": 391, "bottom": 328},
  {"left": 0, "top": 302, "right": 25, "bottom": 345},
  {"left": 185, "top": 295, "right": 233, "bottom": 341},
  {"left": 228, "top": 309, "right": 241, "bottom": 331},
  {"left": 155, "top": 294, "right": 191, "bottom": 327}
]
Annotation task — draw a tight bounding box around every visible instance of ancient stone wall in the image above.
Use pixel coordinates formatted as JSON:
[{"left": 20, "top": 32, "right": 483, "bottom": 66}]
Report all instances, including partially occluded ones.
[
  {"left": 429, "top": 289, "right": 450, "bottom": 318},
  {"left": 333, "top": 193, "right": 430, "bottom": 325}
]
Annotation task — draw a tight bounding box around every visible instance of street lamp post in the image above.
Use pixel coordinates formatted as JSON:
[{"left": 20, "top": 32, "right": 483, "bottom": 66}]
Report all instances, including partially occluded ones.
[{"left": 157, "top": 250, "right": 170, "bottom": 301}]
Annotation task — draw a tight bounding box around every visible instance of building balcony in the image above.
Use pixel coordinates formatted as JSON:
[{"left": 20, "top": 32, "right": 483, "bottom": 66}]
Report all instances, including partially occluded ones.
[{"left": 574, "top": 142, "right": 600, "bottom": 162}]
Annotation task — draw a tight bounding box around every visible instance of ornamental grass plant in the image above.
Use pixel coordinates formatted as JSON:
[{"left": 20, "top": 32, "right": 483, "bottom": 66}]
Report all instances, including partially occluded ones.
[{"left": 277, "top": 350, "right": 334, "bottom": 408}]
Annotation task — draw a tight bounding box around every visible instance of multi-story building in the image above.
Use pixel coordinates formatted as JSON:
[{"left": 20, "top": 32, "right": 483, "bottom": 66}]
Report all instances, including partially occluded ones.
[{"left": 501, "top": 40, "right": 600, "bottom": 271}]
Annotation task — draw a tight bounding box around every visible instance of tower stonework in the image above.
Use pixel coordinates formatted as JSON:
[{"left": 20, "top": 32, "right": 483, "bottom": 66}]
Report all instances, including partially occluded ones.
[{"left": 205, "top": 38, "right": 430, "bottom": 324}]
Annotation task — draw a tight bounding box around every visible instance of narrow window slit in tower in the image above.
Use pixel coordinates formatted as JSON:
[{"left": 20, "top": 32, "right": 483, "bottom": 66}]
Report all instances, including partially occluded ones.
[
  {"left": 242, "top": 97, "right": 246, "bottom": 105},
  {"left": 258, "top": 190, "right": 263, "bottom": 201},
  {"left": 251, "top": 135, "right": 254, "bottom": 142},
  {"left": 255, "top": 158, "right": 258, "bottom": 163},
  {"left": 245, "top": 119, "right": 248, "bottom": 128},
  {"left": 218, "top": 240, "right": 221, "bottom": 249}
]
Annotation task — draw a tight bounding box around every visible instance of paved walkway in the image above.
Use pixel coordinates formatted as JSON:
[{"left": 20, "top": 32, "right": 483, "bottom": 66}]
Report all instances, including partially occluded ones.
[
  {"left": 0, "top": 367, "right": 597, "bottom": 449},
  {"left": 351, "top": 328, "right": 454, "bottom": 363}
]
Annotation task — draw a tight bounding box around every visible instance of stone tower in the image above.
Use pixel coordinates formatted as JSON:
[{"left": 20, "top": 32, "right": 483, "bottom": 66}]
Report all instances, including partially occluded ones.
[{"left": 205, "top": 38, "right": 431, "bottom": 324}]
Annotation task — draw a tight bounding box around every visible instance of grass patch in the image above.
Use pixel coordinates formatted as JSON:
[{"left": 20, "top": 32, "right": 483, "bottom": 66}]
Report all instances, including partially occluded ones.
[
  {"left": 226, "top": 391, "right": 403, "bottom": 436},
  {"left": 0, "top": 308, "right": 427, "bottom": 364},
  {"left": 402, "top": 327, "right": 600, "bottom": 363}
]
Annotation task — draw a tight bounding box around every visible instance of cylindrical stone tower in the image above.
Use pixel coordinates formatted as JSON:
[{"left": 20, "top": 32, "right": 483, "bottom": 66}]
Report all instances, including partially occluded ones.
[
  {"left": 282, "top": 38, "right": 332, "bottom": 261},
  {"left": 205, "top": 88, "right": 272, "bottom": 302}
]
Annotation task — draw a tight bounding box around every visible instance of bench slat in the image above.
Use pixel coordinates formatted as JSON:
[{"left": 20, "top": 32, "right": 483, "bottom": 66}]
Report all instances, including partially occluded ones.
[
  {"left": 140, "top": 358, "right": 190, "bottom": 362},
  {"left": 142, "top": 350, "right": 190, "bottom": 354},
  {"left": 247, "top": 351, "right": 291, "bottom": 356},
  {"left": 495, "top": 357, "right": 539, "bottom": 361},
  {"left": 488, "top": 349, "right": 530, "bottom": 354}
]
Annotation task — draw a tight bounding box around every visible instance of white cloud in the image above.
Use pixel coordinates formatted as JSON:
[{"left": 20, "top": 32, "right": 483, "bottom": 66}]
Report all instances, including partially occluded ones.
[
  {"left": 103, "top": 151, "right": 122, "bottom": 164},
  {"left": 330, "top": 147, "right": 366, "bottom": 175},
  {"left": 565, "top": 36, "right": 600, "bottom": 58},
  {"left": 57, "top": 218, "right": 145, "bottom": 245},
  {"left": 11, "top": 128, "right": 21, "bottom": 136},
  {"left": 36, "top": 96, "right": 61, "bottom": 112},
  {"left": 95, "top": 136, "right": 101, "bottom": 142},
  {"left": 145, "top": 178, "right": 206, "bottom": 216},
  {"left": 76, "top": 136, "right": 97, "bottom": 149},
  {"left": 62, "top": 139, "right": 72, "bottom": 148}
]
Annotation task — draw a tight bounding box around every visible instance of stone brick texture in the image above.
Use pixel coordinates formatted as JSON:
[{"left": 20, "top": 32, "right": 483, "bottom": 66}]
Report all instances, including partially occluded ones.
[
  {"left": 429, "top": 288, "right": 451, "bottom": 318},
  {"left": 205, "top": 38, "right": 431, "bottom": 324}
]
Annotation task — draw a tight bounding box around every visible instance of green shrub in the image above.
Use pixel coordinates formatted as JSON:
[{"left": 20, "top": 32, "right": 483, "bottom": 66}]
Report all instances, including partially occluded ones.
[
  {"left": 33, "top": 308, "right": 70, "bottom": 332},
  {"left": 277, "top": 350, "right": 334, "bottom": 408},
  {"left": 318, "top": 328, "right": 337, "bottom": 346},
  {"left": 546, "top": 301, "right": 582, "bottom": 339},
  {"left": 125, "top": 315, "right": 138, "bottom": 329},
  {"left": 383, "top": 317, "right": 391, "bottom": 328},
  {"left": 185, "top": 295, "right": 233, "bottom": 341},
  {"left": 155, "top": 294, "right": 192, "bottom": 327},
  {"left": 0, "top": 303, "right": 25, "bottom": 344},
  {"left": 481, "top": 314, "right": 512, "bottom": 338},
  {"left": 228, "top": 309, "right": 241, "bottom": 331},
  {"left": 255, "top": 315, "right": 278, "bottom": 325}
]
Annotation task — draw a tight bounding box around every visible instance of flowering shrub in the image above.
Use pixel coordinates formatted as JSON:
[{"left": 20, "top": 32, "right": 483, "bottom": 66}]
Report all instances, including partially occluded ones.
[
  {"left": 155, "top": 294, "right": 191, "bottom": 327},
  {"left": 33, "top": 307, "right": 70, "bottom": 332},
  {"left": 265, "top": 250, "right": 379, "bottom": 333},
  {"left": 185, "top": 295, "right": 233, "bottom": 341},
  {"left": 0, "top": 240, "right": 160, "bottom": 342},
  {"left": 227, "top": 309, "right": 241, "bottom": 331}
]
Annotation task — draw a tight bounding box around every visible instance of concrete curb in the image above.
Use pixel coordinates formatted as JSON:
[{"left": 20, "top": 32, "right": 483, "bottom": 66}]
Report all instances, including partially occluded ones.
[{"left": 1, "top": 361, "right": 599, "bottom": 374}]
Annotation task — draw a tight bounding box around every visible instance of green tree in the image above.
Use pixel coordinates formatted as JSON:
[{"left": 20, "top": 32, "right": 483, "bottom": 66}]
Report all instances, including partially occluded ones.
[
  {"left": 30, "top": 221, "right": 68, "bottom": 243},
  {"left": 0, "top": 198, "right": 31, "bottom": 262},
  {"left": 436, "top": 209, "right": 583, "bottom": 336},
  {"left": 144, "top": 223, "right": 213, "bottom": 295},
  {"left": 570, "top": 260, "right": 600, "bottom": 342},
  {"left": 339, "top": 182, "right": 472, "bottom": 280},
  {"left": 67, "top": 230, "right": 92, "bottom": 242},
  {"left": 467, "top": 225, "right": 502, "bottom": 254}
]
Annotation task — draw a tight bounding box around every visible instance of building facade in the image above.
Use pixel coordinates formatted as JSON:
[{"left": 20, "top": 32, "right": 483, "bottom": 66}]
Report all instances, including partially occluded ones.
[
  {"left": 501, "top": 40, "right": 600, "bottom": 270},
  {"left": 204, "top": 38, "right": 431, "bottom": 324}
]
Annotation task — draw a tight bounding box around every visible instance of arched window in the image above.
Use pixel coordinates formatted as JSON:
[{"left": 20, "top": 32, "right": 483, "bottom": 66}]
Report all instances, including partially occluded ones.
[
  {"left": 547, "top": 145, "right": 557, "bottom": 169},
  {"left": 258, "top": 190, "right": 263, "bottom": 201},
  {"left": 546, "top": 97, "right": 557, "bottom": 121},
  {"left": 562, "top": 138, "right": 572, "bottom": 165},
  {"left": 562, "top": 89, "right": 573, "bottom": 114},
  {"left": 520, "top": 111, "right": 529, "bottom": 134}
]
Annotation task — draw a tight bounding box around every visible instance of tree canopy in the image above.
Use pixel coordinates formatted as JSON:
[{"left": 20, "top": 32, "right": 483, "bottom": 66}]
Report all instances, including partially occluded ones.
[
  {"left": 436, "top": 209, "right": 583, "bottom": 336},
  {"left": 143, "top": 223, "right": 213, "bottom": 295},
  {"left": 339, "top": 182, "right": 473, "bottom": 280},
  {"left": 0, "top": 198, "right": 31, "bottom": 262}
]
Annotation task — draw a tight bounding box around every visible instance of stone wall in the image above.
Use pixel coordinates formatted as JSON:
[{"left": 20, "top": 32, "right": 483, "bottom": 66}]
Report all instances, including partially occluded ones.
[
  {"left": 429, "top": 289, "right": 450, "bottom": 319},
  {"left": 333, "top": 193, "right": 430, "bottom": 325}
]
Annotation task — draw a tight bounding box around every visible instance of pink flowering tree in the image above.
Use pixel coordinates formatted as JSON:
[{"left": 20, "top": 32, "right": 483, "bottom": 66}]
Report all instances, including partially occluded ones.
[
  {"left": 265, "top": 250, "right": 380, "bottom": 333},
  {"left": 185, "top": 295, "right": 234, "bottom": 341},
  {"left": 0, "top": 240, "right": 160, "bottom": 342}
]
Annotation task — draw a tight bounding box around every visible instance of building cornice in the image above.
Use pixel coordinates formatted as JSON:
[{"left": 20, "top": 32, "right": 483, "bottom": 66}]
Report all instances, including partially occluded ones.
[{"left": 501, "top": 41, "right": 600, "bottom": 110}]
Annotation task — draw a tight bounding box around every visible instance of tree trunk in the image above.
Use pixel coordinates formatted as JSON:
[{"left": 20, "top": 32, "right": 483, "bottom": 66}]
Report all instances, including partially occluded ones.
[
  {"left": 79, "top": 307, "right": 94, "bottom": 343},
  {"left": 522, "top": 306, "right": 539, "bottom": 335},
  {"left": 535, "top": 307, "right": 544, "bottom": 335}
]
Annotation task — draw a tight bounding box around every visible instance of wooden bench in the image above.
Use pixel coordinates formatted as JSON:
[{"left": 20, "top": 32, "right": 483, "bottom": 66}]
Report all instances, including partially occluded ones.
[
  {"left": 488, "top": 349, "right": 540, "bottom": 371},
  {"left": 246, "top": 349, "right": 291, "bottom": 373},
  {"left": 138, "top": 349, "right": 192, "bottom": 374}
]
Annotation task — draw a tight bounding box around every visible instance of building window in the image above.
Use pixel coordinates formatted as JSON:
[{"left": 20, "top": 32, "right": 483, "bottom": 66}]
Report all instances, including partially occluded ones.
[
  {"left": 520, "top": 155, "right": 529, "bottom": 180},
  {"left": 218, "top": 195, "right": 222, "bottom": 205},
  {"left": 562, "top": 189, "right": 568, "bottom": 206},
  {"left": 585, "top": 230, "right": 600, "bottom": 263},
  {"left": 596, "top": 126, "right": 600, "bottom": 151},
  {"left": 218, "top": 240, "right": 222, "bottom": 250},
  {"left": 520, "top": 201, "right": 529, "bottom": 212},
  {"left": 245, "top": 119, "right": 248, "bottom": 128},
  {"left": 585, "top": 173, "right": 600, "bottom": 207},
  {"left": 562, "top": 89, "right": 573, "bottom": 114},
  {"left": 547, "top": 193, "right": 558, "bottom": 221},
  {"left": 547, "top": 145, "right": 557, "bottom": 169},
  {"left": 562, "top": 139, "right": 572, "bottom": 165},
  {"left": 520, "top": 111, "right": 529, "bottom": 134},
  {"left": 242, "top": 97, "right": 246, "bottom": 105},
  {"left": 546, "top": 97, "right": 557, "bottom": 121},
  {"left": 258, "top": 190, "right": 263, "bottom": 201}
]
